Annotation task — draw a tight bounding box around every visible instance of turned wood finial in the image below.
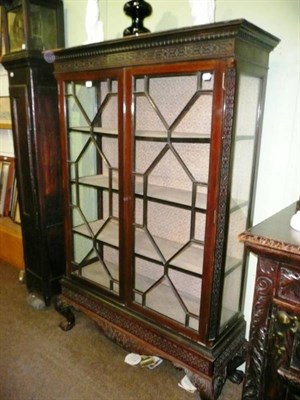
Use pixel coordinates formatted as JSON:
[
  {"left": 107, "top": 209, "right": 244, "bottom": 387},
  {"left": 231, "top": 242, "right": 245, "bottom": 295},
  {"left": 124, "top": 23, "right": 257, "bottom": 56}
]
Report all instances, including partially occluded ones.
[{"left": 123, "top": 0, "right": 152, "bottom": 36}]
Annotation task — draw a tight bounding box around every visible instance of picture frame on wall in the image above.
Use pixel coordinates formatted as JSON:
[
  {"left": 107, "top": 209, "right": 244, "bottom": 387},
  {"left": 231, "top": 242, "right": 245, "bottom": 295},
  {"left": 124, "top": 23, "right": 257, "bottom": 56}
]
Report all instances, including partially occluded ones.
[
  {"left": 0, "top": 96, "right": 12, "bottom": 129},
  {"left": 9, "top": 173, "right": 21, "bottom": 224},
  {"left": 0, "top": 156, "right": 15, "bottom": 216}
]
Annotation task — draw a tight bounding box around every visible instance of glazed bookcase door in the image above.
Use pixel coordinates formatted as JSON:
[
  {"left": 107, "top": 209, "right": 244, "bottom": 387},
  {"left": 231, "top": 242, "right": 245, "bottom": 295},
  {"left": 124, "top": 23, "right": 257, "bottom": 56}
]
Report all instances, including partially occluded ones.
[
  {"left": 62, "top": 72, "right": 122, "bottom": 298},
  {"left": 129, "top": 62, "right": 222, "bottom": 336}
]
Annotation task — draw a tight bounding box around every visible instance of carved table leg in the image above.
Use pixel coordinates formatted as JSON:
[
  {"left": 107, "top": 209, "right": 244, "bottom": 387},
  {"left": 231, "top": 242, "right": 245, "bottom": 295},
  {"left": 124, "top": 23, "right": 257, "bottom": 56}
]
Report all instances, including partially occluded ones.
[
  {"left": 55, "top": 295, "right": 76, "bottom": 331},
  {"left": 242, "top": 257, "right": 277, "bottom": 399}
]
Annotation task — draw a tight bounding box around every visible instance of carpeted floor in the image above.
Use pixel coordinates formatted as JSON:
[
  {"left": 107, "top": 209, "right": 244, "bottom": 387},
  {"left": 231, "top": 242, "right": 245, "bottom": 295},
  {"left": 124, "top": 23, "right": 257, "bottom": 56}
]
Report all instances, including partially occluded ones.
[{"left": 0, "top": 261, "right": 242, "bottom": 400}]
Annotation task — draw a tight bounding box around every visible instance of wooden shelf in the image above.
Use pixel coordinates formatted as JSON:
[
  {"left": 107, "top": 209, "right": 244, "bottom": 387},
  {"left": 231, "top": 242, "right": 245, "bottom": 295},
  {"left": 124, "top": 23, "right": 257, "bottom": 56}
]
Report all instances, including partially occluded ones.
[
  {"left": 73, "top": 218, "right": 241, "bottom": 277},
  {"left": 73, "top": 174, "right": 248, "bottom": 214},
  {"left": 73, "top": 218, "right": 204, "bottom": 275},
  {"left": 74, "top": 174, "right": 208, "bottom": 211},
  {"left": 0, "top": 217, "right": 24, "bottom": 269},
  {"left": 135, "top": 226, "right": 204, "bottom": 275},
  {"left": 70, "top": 126, "right": 211, "bottom": 142}
]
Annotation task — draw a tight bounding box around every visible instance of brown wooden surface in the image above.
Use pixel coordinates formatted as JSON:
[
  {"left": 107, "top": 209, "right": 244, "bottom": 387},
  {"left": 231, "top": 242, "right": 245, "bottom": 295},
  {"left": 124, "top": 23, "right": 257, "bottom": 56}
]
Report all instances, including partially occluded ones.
[
  {"left": 2, "top": 55, "right": 65, "bottom": 304},
  {"left": 0, "top": 217, "right": 24, "bottom": 269},
  {"left": 239, "top": 202, "right": 300, "bottom": 258},
  {"left": 241, "top": 203, "right": 300, "bottom": 399}
]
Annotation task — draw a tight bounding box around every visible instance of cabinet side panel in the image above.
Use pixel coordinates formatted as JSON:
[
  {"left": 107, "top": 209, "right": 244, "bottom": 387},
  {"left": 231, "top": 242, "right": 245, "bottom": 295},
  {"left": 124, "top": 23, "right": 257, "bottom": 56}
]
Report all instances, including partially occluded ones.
[{"left": 10, "top": 85, "right": 41, "bottom": 278}]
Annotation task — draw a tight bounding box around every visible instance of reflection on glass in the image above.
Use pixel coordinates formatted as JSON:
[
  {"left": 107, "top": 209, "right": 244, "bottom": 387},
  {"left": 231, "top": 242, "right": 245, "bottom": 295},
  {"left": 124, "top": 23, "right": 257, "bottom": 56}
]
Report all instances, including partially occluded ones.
[
  {"left": 221, "top": 74, "right": 262, "bottom": 329},
  {"left": 7, "top": 5, "right": 58, "bottom": 52},
  {"left": 8, "top": 7, "right": 25, "bottom": 52},
  {"left": 29, "top": 5, "right": 57, "bottom": 50}
]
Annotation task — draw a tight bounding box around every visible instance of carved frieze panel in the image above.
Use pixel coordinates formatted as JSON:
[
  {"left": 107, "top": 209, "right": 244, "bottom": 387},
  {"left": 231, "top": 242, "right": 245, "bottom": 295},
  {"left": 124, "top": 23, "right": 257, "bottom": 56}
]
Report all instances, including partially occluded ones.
[
  {"left": 53, "top": 39, "right": 234, "bottom": 74},
  {"left": 278, "top": 266, "right": 300, "bottom": 305},
  {"left": 61, "top": 286, "right": 211, "bottom": 374}
]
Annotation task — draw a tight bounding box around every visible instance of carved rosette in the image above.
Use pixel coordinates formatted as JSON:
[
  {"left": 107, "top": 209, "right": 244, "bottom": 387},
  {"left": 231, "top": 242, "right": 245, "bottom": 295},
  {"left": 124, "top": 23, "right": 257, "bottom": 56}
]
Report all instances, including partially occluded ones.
[{"left": 242, "top": 257, "right": 278, "bottom": 399}]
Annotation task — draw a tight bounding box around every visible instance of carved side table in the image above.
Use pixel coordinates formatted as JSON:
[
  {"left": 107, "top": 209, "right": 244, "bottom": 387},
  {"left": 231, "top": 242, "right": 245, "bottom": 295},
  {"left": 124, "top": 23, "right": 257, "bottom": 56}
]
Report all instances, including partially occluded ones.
[{"left": 239, "top": 202, "right": 300, "bottom": 400}]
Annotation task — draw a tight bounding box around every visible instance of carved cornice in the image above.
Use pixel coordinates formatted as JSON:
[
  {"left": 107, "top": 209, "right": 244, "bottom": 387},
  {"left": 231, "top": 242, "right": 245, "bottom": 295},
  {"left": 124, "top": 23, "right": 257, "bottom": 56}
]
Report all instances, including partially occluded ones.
[
  {"left": 52, "top": 39, "right": 234, "bottom": 73},
  {"left": 51, "top": 19, "right": 279, "bottom": 74}
]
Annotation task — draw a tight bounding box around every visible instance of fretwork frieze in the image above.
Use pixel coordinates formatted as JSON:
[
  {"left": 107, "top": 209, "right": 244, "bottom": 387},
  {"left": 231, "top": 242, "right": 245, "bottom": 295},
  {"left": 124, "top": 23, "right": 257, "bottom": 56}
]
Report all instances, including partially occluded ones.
[
  {"left": 209, "top": 67, "right": 236, "bottom": 339},
  {"left": 53, "top": 39, "right": 234, "bottom": 73}
]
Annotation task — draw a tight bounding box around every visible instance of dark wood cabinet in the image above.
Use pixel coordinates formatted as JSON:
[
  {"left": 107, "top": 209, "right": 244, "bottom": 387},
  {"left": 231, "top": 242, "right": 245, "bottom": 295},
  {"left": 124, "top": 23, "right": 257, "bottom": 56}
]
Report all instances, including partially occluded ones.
[
  {"left": 1, "top": 0, "right": 65, "bottom": 305},
  {"left": 240, "top": 202, "right": 300, "bottom": 400},
  {"left": 2, "top": 53, "right": 65, "bottom": 305},
  {"left": 0, "top": 0, "right": 65, "bottom": 305},
  {"left": 53, "top": 20, "right": 279, "bottom": 399}
]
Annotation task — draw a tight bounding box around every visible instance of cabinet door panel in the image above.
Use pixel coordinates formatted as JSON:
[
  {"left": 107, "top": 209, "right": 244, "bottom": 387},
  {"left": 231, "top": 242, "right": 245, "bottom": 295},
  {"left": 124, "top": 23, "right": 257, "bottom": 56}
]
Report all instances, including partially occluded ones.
[
  {"left": 130, "top": 65, "right": 216, "bottom": 333},
  {"left": 63, "top": 76, "right": 121, "bottom": 296}
]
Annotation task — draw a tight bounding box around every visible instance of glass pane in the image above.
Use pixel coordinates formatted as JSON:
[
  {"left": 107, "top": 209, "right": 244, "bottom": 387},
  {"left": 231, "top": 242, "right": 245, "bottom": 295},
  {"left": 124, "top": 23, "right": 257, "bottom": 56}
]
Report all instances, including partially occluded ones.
[
  {"left": 134, "top": 257, "right": 202, "bottom": 330},
  {"left": 221, "top": 74, "right": 262, "bottom": 328},
  {"left": 132, "top": 71, "right": 214, "bottom": 331},
  {"left": 29, "top": 4, "right": 57, "bottom": 50},
  {"left": 65, "top": 78, "right": 119, "bottom": 295},
  {"left": 0, "top": 162, "right": 10, "bottom": 215},
  {"left": 221, "top": 265, "right": 243, "bottom": 327},
  {"left": 8, "top": 7, "right": 25, "bottom": 52}
]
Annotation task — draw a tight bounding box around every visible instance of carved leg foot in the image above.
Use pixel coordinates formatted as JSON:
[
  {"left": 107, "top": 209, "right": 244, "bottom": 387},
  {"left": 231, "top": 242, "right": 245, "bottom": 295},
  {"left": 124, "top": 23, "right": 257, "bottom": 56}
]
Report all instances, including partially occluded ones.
[
  {"left": 183, "top": 369, "right": 225, "bottom": 400},
  {"left": 228, "top": 369, "right": 244, "bottom": 384},
  {"left": 227, "top": 342, "right": 246, "bottom": 384},
  {"left": 55, "top": 296, "right": 75, "bottom": 331}
]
